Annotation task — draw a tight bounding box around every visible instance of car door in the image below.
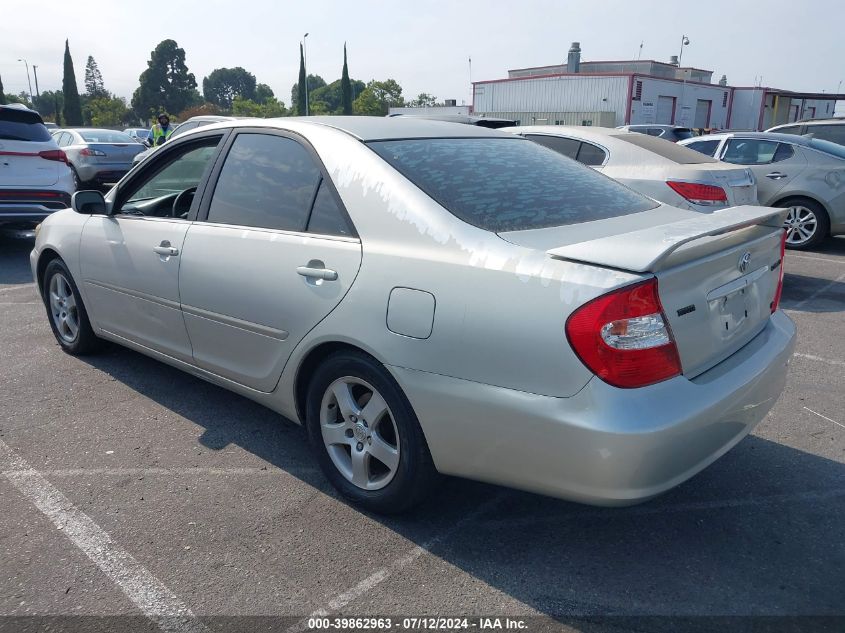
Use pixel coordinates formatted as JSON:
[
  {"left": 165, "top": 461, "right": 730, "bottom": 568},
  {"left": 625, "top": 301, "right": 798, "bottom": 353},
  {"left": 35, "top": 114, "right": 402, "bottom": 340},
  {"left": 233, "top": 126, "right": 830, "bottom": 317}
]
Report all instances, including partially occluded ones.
[
  {"left": 178, "top": 129, "right": 362, "bottom": 392},
  {"left": 79, "top": 132, "right": 227, "bottom": 361},
  {"left": 720, "top": 138, "right": 807, "bottom": 204}
]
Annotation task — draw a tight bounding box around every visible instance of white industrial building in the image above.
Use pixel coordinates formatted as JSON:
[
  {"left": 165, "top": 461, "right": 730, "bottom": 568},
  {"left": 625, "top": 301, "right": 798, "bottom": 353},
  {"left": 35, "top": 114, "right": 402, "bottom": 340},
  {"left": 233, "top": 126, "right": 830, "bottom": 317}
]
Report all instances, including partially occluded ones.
[{"left": 471, "top": 43, "right": 842, "bottom": 130}]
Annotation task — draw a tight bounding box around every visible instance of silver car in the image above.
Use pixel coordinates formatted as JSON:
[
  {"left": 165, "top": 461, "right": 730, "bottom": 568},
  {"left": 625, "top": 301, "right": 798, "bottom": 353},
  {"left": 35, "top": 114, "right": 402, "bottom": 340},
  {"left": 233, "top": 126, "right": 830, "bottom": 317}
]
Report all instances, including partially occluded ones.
[
  {"left": 680, "top": 132, "right": 845, "bottom": 249},
  {"left": 31, "top": 118, "right": 795, "bottom": 513},
  {"left": 52, "top": 128, "right": 145, "bottom": 188},
  {"left": 507, "top": 126, "right": 758, "bottom": 212}
]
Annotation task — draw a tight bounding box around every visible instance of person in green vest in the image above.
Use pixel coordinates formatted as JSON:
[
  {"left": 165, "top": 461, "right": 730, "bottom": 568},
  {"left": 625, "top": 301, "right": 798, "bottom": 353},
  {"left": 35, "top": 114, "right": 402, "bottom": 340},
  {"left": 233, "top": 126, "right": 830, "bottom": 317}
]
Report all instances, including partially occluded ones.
[{"left": 149, "top": 113, "right": 174, "bottom": 147}]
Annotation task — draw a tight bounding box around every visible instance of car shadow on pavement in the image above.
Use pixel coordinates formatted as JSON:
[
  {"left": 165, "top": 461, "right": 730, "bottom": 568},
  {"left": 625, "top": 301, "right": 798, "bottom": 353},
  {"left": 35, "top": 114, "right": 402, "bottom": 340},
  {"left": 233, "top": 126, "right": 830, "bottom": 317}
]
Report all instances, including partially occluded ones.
[
  {"left": 0, "top": 231, "right": 35, "bottom": 285},
  {"left": 77, "top": 345, "right": 845, "bottom": 625},
  {"left": 781, "top": 272, "right": 845, "bottom": 313}
]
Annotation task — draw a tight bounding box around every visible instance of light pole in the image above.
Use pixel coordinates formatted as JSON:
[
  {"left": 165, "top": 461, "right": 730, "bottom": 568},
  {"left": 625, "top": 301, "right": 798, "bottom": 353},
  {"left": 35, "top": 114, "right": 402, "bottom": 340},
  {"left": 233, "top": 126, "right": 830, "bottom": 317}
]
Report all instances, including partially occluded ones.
[
  {"left": 17, "top": 58, "right": 33, "bottom": 103},
  {"left": 677, "top": 36, "right": 690, "bottom": 125},
  {"left": 303, "top": 32, "right": 309, "bottom": 116},
  {"left": 32, "top": 65, "right": 40, "bottom": 98}
]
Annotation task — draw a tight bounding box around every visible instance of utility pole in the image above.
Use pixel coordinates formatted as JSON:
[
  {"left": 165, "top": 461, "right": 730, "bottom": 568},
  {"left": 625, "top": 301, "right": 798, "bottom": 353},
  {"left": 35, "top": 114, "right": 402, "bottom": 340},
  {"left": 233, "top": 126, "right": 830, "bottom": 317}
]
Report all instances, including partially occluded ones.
[
  {"left": 17, "top": 58, "right": 33, "bottom": 103},
  {"left": 303, "top": 32, "right": 310, "bottom": 116},
  {"left": 32, "top": 65, "right": 40, "bottom": 98}
]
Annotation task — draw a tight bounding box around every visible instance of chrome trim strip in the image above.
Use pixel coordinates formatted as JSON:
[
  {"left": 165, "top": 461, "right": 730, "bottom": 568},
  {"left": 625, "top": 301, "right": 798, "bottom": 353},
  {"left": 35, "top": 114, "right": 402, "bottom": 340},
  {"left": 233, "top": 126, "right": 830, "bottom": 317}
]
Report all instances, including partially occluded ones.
[{"left": 181, "top": 304, "right": 289, "bottom": 340}]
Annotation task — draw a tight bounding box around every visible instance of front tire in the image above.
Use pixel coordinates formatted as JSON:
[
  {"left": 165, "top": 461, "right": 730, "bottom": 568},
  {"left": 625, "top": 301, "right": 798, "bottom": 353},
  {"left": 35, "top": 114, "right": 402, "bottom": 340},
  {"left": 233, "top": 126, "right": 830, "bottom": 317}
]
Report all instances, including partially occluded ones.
[
  {"left": 305, "top": 351, "right": 439, "bottom": 514},
  {"left": 776, "top": 198, "right": 829, "bottom": 250},
  {"left": 42, "top": 258, "right": 103, "bottom": 355}
]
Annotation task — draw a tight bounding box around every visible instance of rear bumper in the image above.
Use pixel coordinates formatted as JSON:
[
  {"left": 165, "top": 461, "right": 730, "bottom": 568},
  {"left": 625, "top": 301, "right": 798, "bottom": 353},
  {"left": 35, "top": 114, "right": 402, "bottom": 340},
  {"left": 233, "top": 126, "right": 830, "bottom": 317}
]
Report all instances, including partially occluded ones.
[
  {"left": 76, "top": 164, "right": 132, "bottom": 184},
  {"left": 391, "top": 310, "right": 796, "bottom": 505},
  {"left": 0, "top": 191, "right": 72, "bottom": 225}
]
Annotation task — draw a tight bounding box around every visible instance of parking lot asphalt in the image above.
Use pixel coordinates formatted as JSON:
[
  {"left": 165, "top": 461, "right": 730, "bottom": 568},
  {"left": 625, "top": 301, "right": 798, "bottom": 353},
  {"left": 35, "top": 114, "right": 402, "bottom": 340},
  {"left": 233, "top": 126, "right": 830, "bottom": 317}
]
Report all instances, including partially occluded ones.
[{"left": 0, "top": 229, "right": 843, "bottom": 633}]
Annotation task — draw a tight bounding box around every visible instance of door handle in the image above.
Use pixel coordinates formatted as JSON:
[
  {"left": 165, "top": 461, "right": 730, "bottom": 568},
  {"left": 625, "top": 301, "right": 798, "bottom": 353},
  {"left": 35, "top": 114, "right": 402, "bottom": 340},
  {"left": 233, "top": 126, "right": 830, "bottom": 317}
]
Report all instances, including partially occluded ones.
[
  {"left": 765, "top": 172, "right": 788, "bottom": 180},
  {"left": 297, "top": 264, "right": 338, "bottom": 281},
  {"left": 153, "top": 240, "right": 179, "bottom": 257}
]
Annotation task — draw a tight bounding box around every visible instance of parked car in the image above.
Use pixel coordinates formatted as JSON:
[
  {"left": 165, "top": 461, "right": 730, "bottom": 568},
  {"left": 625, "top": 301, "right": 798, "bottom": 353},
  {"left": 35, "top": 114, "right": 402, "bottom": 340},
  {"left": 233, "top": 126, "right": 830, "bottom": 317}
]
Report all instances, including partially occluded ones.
[
  {"left": 507, "top": 125, "right": 758, "bottom": 212},
  {"left": 388, "top": 113, "right": 517, "bottom": 129},
  {"left": 616, "top": 124, "right": 696, "bottom": 143},
  {"left": 43, "top": 122, "right": 59, "bottom": 131},
  {"left": 123, "top": 127, "right": 151, "bottom": 146},
  {"left": 31, "top": 117, "right": 795, "bottom": 513},
  {"left": 0, "top": 105, "right": 74, "bottom": 228},
  {"left": 767, "top": 118, "right": 845, "bottom": 147},
  {"left": 132, "top": 115, "right": 239, "bottom": 164},
  {"left": 680, "top": 132, "right": 845, "bottom": 249},
  {"left": 52, "top": 128, "right": 145, "bottom": 188}
]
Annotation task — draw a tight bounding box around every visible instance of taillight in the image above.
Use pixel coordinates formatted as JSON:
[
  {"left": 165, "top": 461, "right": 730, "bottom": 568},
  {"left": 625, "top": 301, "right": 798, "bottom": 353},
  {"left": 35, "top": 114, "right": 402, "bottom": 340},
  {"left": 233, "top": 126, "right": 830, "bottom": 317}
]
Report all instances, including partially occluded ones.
[
  {"left": 771, "top": 229, "right": 787, "bottom": 313},
  {"left": 79, "top": 148, "right": 106, "bottom": 157},
  {"left": 666, "top": 180, "right": 728, "bottom": 206},
  {"left": 565, "top": 278, "right": 682, "bottom": 389},
  {"left": 38, "top": 149, "right": 68, "bottom": 164}
]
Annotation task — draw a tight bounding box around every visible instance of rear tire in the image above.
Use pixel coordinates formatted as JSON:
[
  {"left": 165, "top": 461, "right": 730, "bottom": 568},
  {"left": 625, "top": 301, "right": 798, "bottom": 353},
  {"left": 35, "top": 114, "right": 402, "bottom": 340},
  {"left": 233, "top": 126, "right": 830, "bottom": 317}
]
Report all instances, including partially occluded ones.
[
  {"left": 305, "top": 351, "right": 439, "bottom": 514},
  {"left": 775, "top": 197, "right": 829, "bottom": 250},
  {"left": 70, "top": 165, "right": 82, "bottom": 190},
  {"left": 42, "top": 258, "right": 103, "bottom": 355}
]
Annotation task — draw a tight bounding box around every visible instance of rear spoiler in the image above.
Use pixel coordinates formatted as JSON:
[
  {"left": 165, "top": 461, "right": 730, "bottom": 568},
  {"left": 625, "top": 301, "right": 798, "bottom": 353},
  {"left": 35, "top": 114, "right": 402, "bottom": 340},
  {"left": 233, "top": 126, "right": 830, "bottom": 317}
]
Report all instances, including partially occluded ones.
[{"left": 547, "top": 206, "right": 787, "bottom": 273}]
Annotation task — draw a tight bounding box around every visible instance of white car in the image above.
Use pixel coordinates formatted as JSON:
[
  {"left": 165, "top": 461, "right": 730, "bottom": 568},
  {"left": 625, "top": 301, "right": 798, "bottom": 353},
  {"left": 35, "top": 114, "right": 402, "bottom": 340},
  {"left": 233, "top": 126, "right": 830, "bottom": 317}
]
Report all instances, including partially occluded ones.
[
  {"left": 505, "top": 126, "right": 758, "bottom": 213},
  {"left": 0, "top": 105, "right": 75, "bottom": 228}
]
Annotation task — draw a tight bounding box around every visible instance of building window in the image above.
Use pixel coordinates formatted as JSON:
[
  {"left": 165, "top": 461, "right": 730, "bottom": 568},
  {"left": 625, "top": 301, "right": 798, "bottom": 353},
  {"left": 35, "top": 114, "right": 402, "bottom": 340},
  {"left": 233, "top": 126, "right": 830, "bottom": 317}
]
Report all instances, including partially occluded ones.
[
  {"left": 722, "top": 92, "right": 728, "bottom": 107},
  {"left": 581, "top": 120, "right": 593, "bottom": 126}
]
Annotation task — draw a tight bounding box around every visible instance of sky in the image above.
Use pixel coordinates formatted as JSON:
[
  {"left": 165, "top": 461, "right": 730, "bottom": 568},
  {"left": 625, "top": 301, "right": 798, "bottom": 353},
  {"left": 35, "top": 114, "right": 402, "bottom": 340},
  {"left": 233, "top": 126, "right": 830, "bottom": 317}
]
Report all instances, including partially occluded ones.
[{"left": 1, "top": 0, "right": 844, "bottom": 109}]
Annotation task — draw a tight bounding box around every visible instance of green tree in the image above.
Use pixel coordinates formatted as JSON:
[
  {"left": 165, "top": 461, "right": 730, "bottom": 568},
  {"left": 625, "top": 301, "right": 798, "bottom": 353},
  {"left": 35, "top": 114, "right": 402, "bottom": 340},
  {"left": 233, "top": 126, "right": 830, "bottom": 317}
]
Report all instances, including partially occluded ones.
[
  {"left": 132, "top": 39, "right": 199, "bottom": 118},
  {"left": 84, "top": 96, "right": 130, "bottom": 126},
  {"left": 33, "top": 90, "right": 63, "bottom": 119},
  {"left": 341, "top": 43, "right": 352, "bottom": 115},
  {"left": 232, "top": 95, "right": 286, "bottom": 118},
  {"left": 297, "top": 44, "right": 307, "bottom": 115},
  {"left": 177, "top": 102, "right": 223, "bottom": 120},
  {"left": 202, "top": 67, "right": 257, "bottom": 110},
  {"left": 409, "top": 93, "right": 437, "bottom": 107},
  {"left": 309, "top": 78, "right": 364, "bottom": 114},
  {"left": 254, "top": 83, "right": 274, "bottom": 105},
  {"left": 84, "top": 55, "right": 108, "bottom": 98},
  {"left": 292, "top": 74, "right": 326, "bottom": 115},
  {"left": 54, "top": 96, "right": 62, "bottom": 126},
  {"left": 5, "top": 92, "right": 33, "bottom": 108},
  {"left": 0, "top": 76, "right": 5, "bottom": 105},
  {"left": 352, "top": 79, "right": 404, "bottom": 116},
  {"left": 62, "top": 39, "right": 84, "bottom": 125}
]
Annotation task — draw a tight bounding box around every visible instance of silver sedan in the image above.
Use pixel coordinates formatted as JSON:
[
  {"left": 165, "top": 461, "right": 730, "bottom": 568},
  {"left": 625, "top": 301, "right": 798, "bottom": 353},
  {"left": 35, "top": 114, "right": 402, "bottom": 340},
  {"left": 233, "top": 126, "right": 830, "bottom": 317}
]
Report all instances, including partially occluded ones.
[
  {"left": 31, "top": 118, "right": 795, "bottom": 513},
  {"left": 52, "top": 128, "right": 145, "bottom": 188}
]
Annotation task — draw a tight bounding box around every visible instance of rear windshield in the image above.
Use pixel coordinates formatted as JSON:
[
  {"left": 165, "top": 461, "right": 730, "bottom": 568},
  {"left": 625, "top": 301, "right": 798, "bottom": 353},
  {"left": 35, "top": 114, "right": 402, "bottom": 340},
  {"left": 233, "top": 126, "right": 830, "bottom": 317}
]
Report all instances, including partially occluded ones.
[
  {"left": 78, "top": 130, "right": 135, "bottom": 143},
  {"left": 613, "top": 133, "right": 718, "bottom": 164},
  {"left": 368, "top": 138, "right": 657, "bottom": 232},
  {"left": 0, "top": 108, "right": 52, "bottom": 142}
]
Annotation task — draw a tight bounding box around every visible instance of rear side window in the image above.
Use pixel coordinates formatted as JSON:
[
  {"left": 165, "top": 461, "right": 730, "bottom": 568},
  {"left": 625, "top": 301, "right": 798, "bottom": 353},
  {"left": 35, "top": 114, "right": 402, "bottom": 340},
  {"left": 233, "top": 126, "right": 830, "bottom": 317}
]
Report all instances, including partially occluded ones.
[
  {"left": 773, "top": 125, "right": 800, "bottom": 136},
  {"left": 615, "top": 133, "right": 718, "bottom": 163},
  {"left": 208, "top": 133, "right": 321, "bottom": 232},
  {"left": 576, "top": 142, "right": 607, "bottom": 166},
  {"left": 0, "top": 108, "right": 52, "bottom": 142},
  {"left": 525, "top": 134, "right": 579, "bottom": 160},
  {"left": 723, "top": 139, "right": 779, "bottom": 164},
  {"left": 809, "top": 124, "right": 845, "bottom": 146},
  {"left": 772, "top": 144, "right": 794, "bottom": 162},
  {"left": 307, "top": 179, "right": 353, "bottom": 237},
  {"left": 368, "top": 138, "right": 657, "bottom": 232},
  {"left": 684, "top": 139, "right": 720, "bottom": 157}
]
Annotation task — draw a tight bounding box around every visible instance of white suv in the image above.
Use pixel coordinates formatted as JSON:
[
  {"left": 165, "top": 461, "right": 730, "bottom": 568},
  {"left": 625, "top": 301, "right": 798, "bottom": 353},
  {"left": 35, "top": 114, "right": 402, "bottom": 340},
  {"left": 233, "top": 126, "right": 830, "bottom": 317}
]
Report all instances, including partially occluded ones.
[{"left": 0, "top": 104, "right": 75, "bottom": 228}]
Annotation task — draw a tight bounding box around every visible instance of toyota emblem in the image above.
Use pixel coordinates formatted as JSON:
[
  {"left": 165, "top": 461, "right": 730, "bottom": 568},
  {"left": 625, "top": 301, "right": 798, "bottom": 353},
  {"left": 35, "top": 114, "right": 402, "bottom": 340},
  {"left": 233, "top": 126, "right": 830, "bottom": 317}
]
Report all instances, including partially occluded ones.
[{"left": 738, "top": 251, "right": 752, "bottom": 274}]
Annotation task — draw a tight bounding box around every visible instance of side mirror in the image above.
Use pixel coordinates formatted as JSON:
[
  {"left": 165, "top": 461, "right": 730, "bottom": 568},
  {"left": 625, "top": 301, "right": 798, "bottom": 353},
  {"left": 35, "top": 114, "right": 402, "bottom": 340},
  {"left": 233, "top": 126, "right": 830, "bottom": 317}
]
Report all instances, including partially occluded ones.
[{"left": 71, "top": 190, "right": 107, "bottom": 215}]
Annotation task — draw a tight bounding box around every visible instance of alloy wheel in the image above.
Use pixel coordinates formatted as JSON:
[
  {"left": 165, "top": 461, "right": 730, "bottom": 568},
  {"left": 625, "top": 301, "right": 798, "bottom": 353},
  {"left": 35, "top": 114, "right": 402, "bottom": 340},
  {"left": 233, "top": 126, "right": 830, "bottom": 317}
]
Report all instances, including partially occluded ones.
[
  {"left": 320, "top": 376, "right": 400, "bottom": 491},
  {"left": 784, "top": 205, "right": 817, "bottom": 246},
  {"left": 49, "top": 273, "right": 79, "bottom": 343}
]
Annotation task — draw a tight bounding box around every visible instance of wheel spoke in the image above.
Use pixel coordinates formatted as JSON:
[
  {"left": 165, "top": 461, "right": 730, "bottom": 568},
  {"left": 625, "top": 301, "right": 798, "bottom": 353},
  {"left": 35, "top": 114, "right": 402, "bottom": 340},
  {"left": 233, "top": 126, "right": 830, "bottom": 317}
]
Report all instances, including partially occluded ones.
[
  {"left": 331, "top": 381, "right": 361, "bottom": 419},
  {"left": 361, "top": 391, "right": 388, "bottom": 426},
  {"left": 351, "top": 449, "right": 369, "bottom": 487},
  {"left": 368, "top": 434, "right": 399, "bottom": 472},
  {"left": 49, "top": 291, "right": 62, "bottom": 312},
  {"left": 65, "top": 292, "right": 77, "bottom": 310},
  {"left": 322, "top": 422, "right": 351, "bottom": 447},
  {"left": 797, "top": 226, "right": 812, "bottom": 240}
]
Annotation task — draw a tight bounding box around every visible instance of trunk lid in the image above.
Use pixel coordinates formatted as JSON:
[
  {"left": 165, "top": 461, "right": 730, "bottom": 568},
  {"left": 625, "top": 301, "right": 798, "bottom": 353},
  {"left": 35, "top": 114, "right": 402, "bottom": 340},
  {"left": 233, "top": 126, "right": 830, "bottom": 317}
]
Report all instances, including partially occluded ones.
[
  {"left": 502, "top": 205, "right": 786, "bottom": 378},
  {"left": 706, "top": 166, "right": 757, "bottom": 206},
  {"left": 85, "top": 143, "right": 144, "bottom": 164}
]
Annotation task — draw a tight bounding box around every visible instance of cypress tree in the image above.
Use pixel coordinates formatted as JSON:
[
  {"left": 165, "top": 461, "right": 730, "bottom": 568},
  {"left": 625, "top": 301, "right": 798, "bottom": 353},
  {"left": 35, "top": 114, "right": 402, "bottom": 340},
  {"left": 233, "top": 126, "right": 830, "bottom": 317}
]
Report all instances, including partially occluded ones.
[
  {"left": 54, "top": 95, "right": 62, "bottom": 126},
  {"left": 0, "top": 75, "right": 6, "bottom": 105},
  {"left": 62, "top": 40, "right": 83, "bottom": 125},
  {"left": 341, "top": 43, "right": 352, "bottom": 115},
  {"left": 297, "top": 43, "right": 307, "bottom": 115}
]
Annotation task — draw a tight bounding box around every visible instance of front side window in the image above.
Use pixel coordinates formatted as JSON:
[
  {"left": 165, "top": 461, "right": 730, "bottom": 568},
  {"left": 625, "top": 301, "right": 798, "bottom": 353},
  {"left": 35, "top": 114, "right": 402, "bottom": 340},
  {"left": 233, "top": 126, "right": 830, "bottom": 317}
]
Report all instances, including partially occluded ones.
[
  {"left": 120, "top": 138, "right": 221, "bottom": 216},
  {"left": 368, "top": 138, "right": 657, "bottom": 233},
  {"left": 207, "top": 133, "right": 321, "bottom": 232},
  {"left": 722, "top": 139, "right": 780, "bottom": 164}
]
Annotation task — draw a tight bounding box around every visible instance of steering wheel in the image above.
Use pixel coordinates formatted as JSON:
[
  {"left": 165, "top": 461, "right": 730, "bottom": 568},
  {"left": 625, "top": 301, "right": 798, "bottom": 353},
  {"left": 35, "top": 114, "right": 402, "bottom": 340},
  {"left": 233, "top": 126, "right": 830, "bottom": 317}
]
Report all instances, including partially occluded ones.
[{"left": 172, "top": 187, "right": 197, "bottom": 218}]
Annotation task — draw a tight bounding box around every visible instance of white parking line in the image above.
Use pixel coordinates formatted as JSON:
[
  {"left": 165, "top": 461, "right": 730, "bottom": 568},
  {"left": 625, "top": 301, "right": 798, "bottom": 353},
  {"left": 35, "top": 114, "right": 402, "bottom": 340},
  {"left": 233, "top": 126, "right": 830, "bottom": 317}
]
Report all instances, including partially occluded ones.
[
  {"left": 285, "top": 491, "right": 509, "bottom": 633},
  {"left": 793, "top": 352, "right": 845, "bottom": 367},
  {"left": 803, "top": 406, "right": 845, "bottom": 430},
  {"left": 39, "top": 466, "right": 318, "bottom": 477},
  {"left": 788, "top": 253, "right": 845, "bottom": 265},
  {"left": 0, "top": 439, "right": 209, "bottom": 633}
]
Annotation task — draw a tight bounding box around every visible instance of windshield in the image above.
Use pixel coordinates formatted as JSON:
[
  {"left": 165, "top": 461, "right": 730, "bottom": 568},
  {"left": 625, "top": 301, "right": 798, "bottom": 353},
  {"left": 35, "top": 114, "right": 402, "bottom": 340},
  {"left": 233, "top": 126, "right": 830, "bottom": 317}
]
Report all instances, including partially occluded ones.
[
  {"left": 78, "top": 130, "right": 136, "bottom": 143},
  {"left": 808, "top": 138, "right": 845, "bottom": 160},
  {"left": 368, "top": 137, "right": 657, "bottom": 232}
]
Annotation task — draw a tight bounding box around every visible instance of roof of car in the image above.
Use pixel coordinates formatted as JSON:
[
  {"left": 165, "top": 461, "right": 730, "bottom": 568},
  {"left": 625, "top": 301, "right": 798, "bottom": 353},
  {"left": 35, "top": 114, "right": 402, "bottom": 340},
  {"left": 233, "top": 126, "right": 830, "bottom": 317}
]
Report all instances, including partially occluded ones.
[
  {"left": 621, "top": 124, "right": 691, "bottom": 130},
  {"left": 505, "top": 124, "right": 635, "bottom": 142},
  {"left": 245, "top": 116, "right": 511, "bottom": 141},
  {"left": 688, "top": 131, "right": 814, "bottom": 146}
]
